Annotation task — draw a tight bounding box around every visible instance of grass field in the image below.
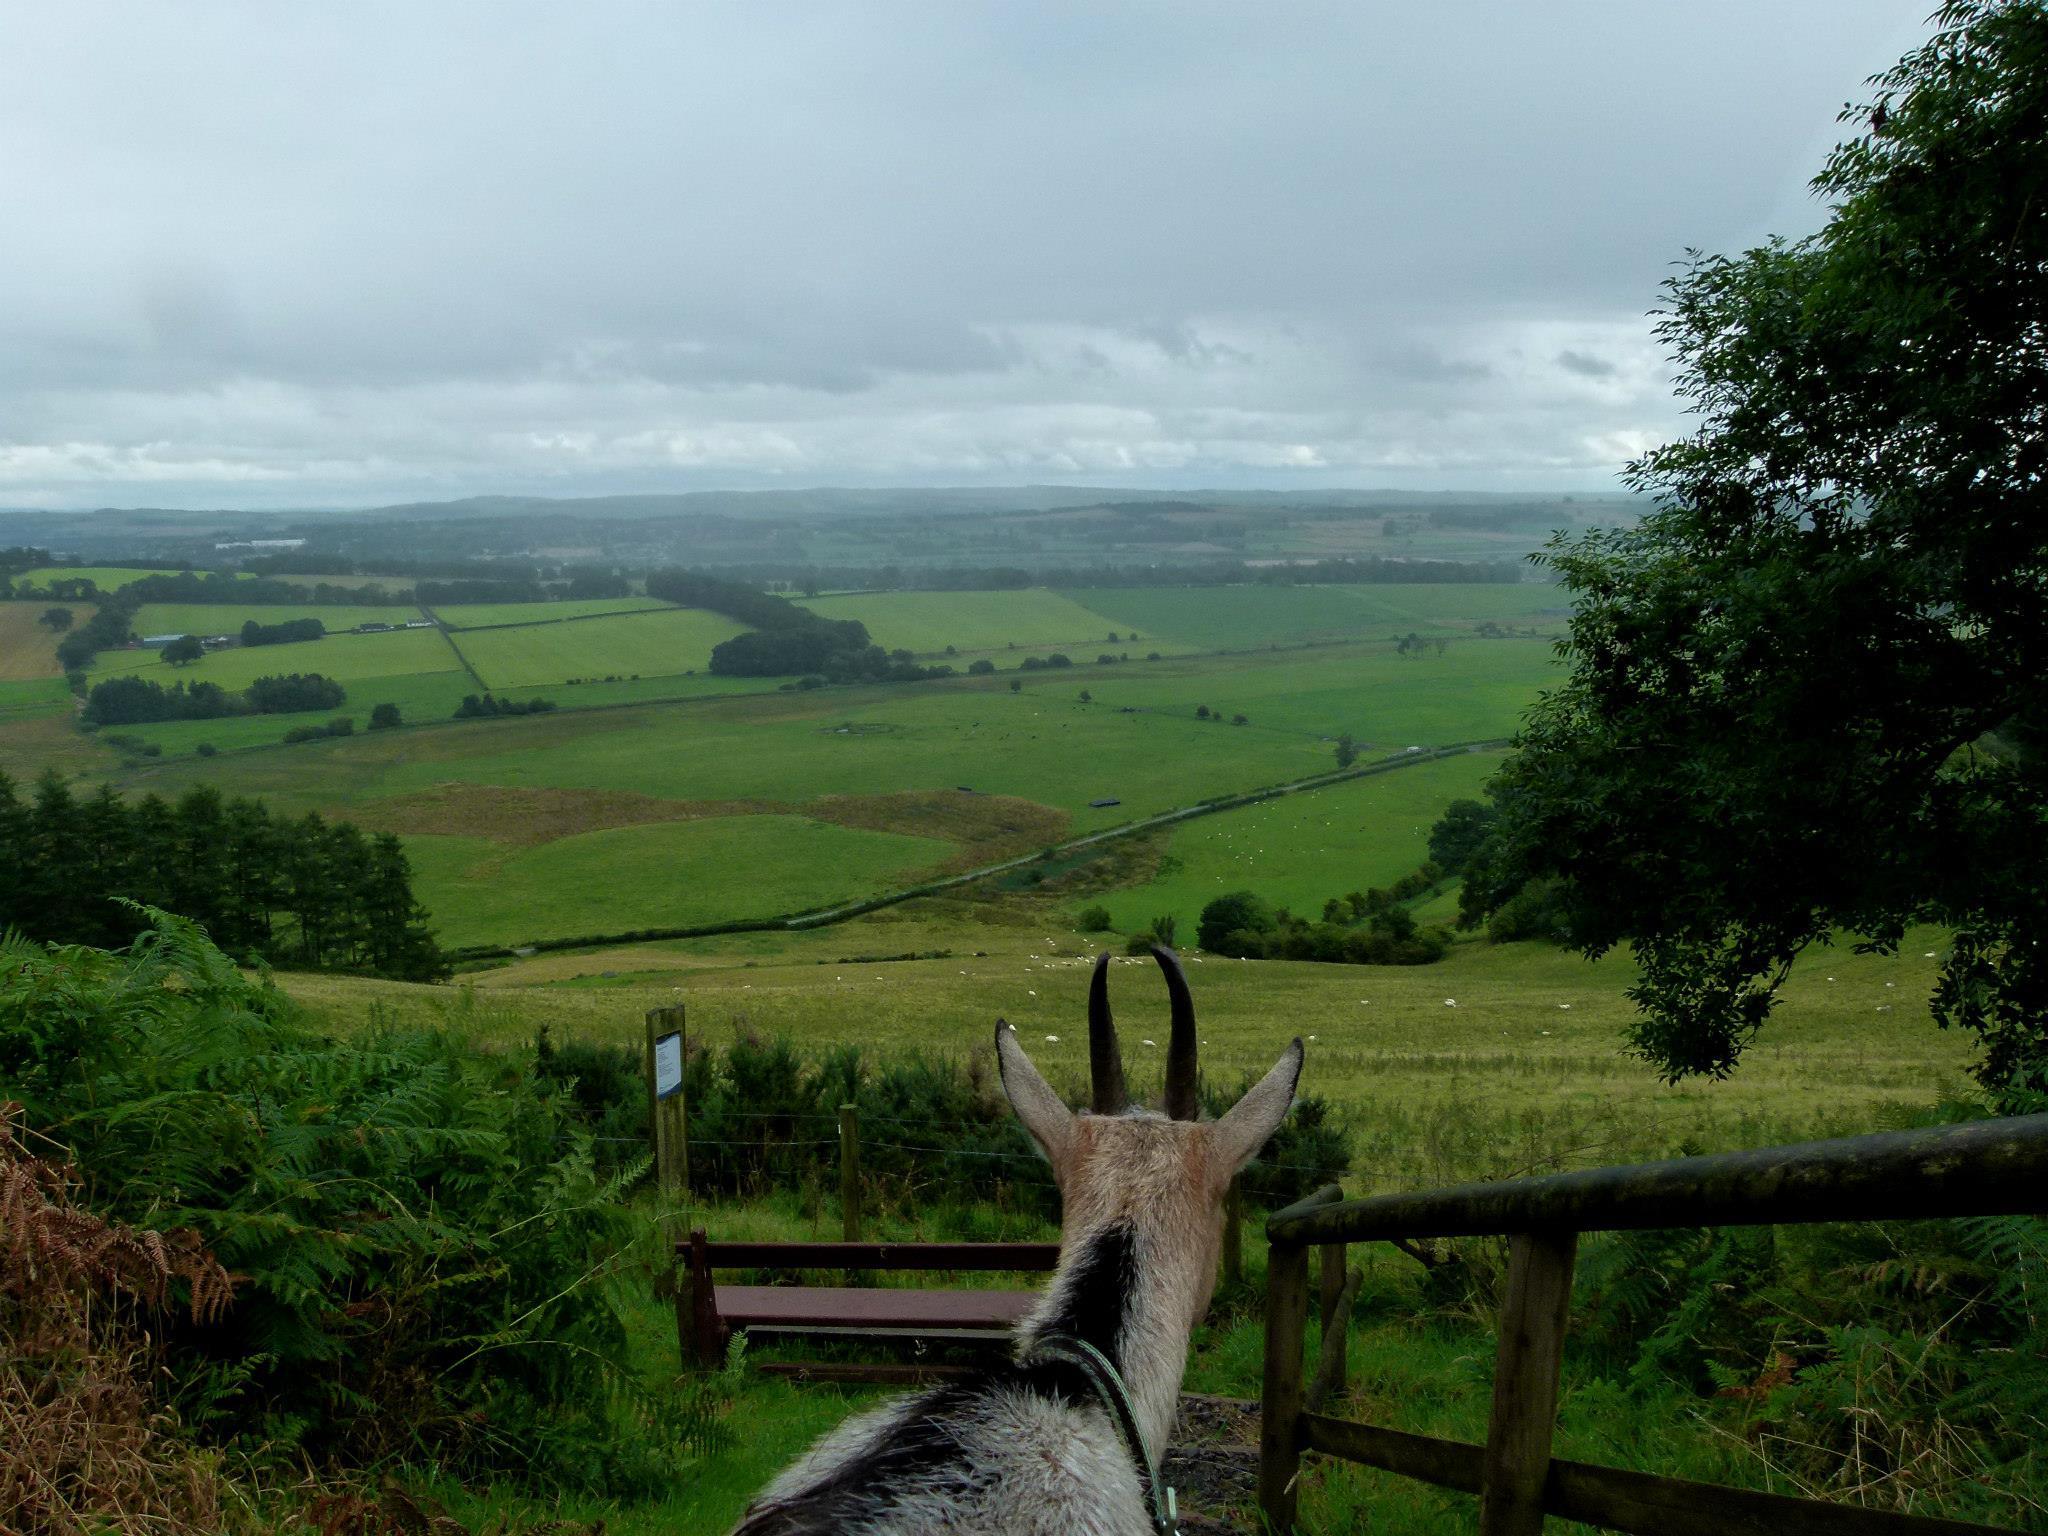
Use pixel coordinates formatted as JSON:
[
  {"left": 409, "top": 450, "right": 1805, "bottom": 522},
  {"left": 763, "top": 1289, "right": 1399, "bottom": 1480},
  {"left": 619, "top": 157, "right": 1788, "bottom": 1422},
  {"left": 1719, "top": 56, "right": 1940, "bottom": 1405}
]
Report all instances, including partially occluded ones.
[
  {"left": 450, "top": 607, "right": 749, "bottom": 688},
  {"left": 109, "top": 669, "right": 479, "bottom": 756},
  {"left": 1089, "top": 749, "right": 1503, "bottom": 936},
  {"left": 1062, "top": 583, "right": 1570, "bottom": 652},
  {"left": 282, "top": 913, "right": 1973, "bottom": 1191},
  {"left": 434, "top": 597, "right": 676, "bottom": 628},
  {"left": 14, "top": 565, "right": 205, "bottom": 591},
  {"left": 402, "top": 814, "right": 957, "bottom": 948},
  {"left": 90, "top": 624, "right": 463, "bottom": 690},
  {"left": 798, "top": 589, "right": 1189, "bottom": 657},
  {"left": 94, "top": 637, "right": 1557, "bottom": 946},
  {"left": 264, "top": 571, "right": 416, "bottom": 590},
  {"left": 130, "top": 602, "right": 424, "bottom": 635},
  {"left": 0, "top": 600, "right": 93, "bottom": 679},
  {"left": 1071, "top": 638, "right": 1555, "bottom": 743},
  {"left": 0, "top": 676, "right": 73, "bottom": 726}
]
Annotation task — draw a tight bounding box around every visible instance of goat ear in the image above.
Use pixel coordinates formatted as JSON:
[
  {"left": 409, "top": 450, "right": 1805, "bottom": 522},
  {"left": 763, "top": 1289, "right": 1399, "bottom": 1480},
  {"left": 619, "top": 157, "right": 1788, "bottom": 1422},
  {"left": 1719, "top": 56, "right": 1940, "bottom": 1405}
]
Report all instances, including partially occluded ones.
[
  {"left": 995, "top": 1022, "right": 1075, "bottom": 1169},
  {"left": 1209, "top": 1039, "right": 1304, "bottom": 1179}
]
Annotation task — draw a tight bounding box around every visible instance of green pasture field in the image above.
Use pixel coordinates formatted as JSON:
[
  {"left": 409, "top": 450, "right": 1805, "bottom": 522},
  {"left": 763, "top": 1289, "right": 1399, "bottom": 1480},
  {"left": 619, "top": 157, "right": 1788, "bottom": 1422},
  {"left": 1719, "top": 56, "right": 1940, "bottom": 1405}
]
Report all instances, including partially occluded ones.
[
  {"left": 262, "top": 571, "right": 413, "bottom": 590},
  {"left": 0, "top": 600, "right": 92, "bottom": 680},
  {"left": 1063, "top": 583, "right": 1569, "bottom": 652},
  {"left": 1088, "top": 749, "right": 1503, "bottom": 936},
  {"left": 0, "top": 676, "right": 72, "bottom": 725},
  {"left": 1072, "top": 636, "right": 1556, "bottom": 743},
  {"left": 88, "top": 624, "right": 462, "bottom": 691},
  {"left": 282, "top": 915, "right": 1971, "bottom": 1192},
  {"left": 99, "top": 637, "right": 1556, "bottom": 945},
  {"left": 449, "top": 607, "right": 748, "bottom": 688},
  {"left": 13, "top": 565, "right": 210, "bottom": 591},
  {"left": 402, "top": 814, "right": 956, "bottom": 949},
  {"left": 130, "top": 602, "right": 424, "bottom": 635},
  {"left": 433, "top": 597, "right": 676, "bottom": 628},
  {"left": 110, "top": 669, "right": 478, "bottom": 756},
  {"left": 798, "top": 588, "right": 1189, "bottom": 658},
  {"left": 489, "top": 672, "right": 777, "bottom": 710},
  {"left": 109, "top": 674, "right": 1312, "bottom": 821}
]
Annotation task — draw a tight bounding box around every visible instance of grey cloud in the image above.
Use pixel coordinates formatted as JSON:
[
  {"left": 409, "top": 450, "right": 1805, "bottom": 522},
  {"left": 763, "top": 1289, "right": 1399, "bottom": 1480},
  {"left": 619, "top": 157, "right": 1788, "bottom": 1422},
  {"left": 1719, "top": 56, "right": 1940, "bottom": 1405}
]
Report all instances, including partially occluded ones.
[
  {"left": 1556, "top": 350, "right": 1619, "bottom": 379},
  {"left": 0, "top": 0, "right": 1937, "bottom": 507}
]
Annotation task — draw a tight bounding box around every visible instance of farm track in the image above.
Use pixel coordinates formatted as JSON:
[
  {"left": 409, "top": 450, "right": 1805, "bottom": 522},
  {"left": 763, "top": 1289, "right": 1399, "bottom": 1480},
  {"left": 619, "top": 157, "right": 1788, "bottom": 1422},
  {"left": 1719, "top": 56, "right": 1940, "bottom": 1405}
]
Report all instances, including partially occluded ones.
[{"left": 450, "top": 739, "right": 1507, "bottom": 961}]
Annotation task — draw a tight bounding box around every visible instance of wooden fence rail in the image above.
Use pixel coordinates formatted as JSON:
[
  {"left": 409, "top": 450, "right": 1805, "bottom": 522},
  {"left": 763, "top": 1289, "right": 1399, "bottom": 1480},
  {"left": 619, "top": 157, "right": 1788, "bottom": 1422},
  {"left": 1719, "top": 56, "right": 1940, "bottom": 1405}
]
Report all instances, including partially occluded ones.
[{"left": 1259, "top": 1112, "right": 2048, "bottom": 1535}]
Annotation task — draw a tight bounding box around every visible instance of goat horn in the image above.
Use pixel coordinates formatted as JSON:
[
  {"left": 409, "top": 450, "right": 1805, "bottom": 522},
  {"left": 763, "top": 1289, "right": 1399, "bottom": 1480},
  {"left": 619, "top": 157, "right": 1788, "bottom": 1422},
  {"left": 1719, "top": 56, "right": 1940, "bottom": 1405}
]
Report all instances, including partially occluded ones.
[
  {"left": 1155, "top": 945, "right": 1200, "bottom": 1120},
  {"left": 1087, "top": 953, "right": 1129, "bottom": 1114}
]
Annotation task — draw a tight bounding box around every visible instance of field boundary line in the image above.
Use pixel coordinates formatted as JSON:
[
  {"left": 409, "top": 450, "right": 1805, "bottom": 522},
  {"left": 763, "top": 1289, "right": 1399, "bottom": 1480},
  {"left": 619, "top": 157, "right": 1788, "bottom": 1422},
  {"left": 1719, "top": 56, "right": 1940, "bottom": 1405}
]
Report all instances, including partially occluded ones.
[
  {"left": 424, "top": 608, "right": 492, "bottom": 691},
  {"left": 446, "top": 739, "right": 1509, "bottom": 961},
  {"left": 437, "top": 604, "right": 680, "bottom": 633}
]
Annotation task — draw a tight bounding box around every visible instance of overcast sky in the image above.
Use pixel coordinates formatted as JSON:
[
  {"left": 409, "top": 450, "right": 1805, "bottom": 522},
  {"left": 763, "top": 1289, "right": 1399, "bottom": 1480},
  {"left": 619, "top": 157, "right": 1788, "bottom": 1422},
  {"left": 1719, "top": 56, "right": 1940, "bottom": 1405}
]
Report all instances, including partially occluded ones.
[{"left": 0, "top": 2, "right": 1933, "bottom": 510}]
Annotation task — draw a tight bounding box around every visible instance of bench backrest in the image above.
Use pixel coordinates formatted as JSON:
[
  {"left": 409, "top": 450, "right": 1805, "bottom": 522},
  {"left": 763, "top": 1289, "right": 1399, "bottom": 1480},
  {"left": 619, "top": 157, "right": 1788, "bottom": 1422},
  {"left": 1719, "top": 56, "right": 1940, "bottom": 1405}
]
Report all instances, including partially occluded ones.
[{"left": 686, "top": 1233, "right": 1061, "bottom": 1273}]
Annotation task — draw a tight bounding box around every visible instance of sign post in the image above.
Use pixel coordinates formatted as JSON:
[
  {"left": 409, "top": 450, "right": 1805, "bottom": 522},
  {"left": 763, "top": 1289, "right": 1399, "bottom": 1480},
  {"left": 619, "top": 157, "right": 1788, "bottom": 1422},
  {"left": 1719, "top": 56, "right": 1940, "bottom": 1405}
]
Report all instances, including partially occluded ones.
[{"left": 645, "top": 1006, "right": 687, "bottom": 1197}]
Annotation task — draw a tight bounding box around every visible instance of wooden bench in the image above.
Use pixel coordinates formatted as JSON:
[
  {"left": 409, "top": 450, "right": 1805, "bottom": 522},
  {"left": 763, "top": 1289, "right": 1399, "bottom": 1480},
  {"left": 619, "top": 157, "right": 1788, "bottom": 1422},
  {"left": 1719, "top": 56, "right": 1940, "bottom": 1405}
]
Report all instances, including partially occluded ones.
[{"left": 677, "top": 1230, "right": 1060, "bottom": 1381}]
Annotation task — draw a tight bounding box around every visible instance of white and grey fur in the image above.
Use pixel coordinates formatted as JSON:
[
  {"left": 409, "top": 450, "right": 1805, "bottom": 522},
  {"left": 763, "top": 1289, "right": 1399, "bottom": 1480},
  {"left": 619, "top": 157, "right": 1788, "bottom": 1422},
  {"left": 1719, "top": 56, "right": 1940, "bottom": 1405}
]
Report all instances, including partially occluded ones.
[{"left": 731, "top": 947, "right": 1304, "bottom": 1536}]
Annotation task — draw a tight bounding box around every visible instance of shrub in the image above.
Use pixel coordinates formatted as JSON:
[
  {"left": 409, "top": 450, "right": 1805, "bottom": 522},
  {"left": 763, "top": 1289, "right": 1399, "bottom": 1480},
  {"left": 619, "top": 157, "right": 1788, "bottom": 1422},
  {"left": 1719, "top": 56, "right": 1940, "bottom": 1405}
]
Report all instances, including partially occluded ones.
[
  {"left": 0, "top": 1104, "right": 236, "bottom": 1533},
  {"left": 455, "top": 693, "right": 558, "bottom": 719},
  {"left": 194, "top": 742, "right": 216, "bottom": 757},
  {"left": 244, "top": 673, "right": 345, "bottom": 713},
  {"left": 1076, "top": 904, "right": 1113, "bottom": 933},
  {"left": 540, "top": 1027, "right": 1058, "bottom": 1219},
  {"left": 1487, "top": 877, "right": 1573, "bottom": 944},
  {"left": 239, "top": 617, "right": 324, "bottom": 647},
  {"left": 1198, "top": 891, "right": 1272, "bottom": 953},
  {"left": 0, "top": 915, "right": 688, "bottom": 1495},
  {"left": 367, "top": 702, "right": 402, "bottom": 730},
  {"left": 280, "top": 717, "right": 354, "bottom": 744},
  {"left": 968, "top": 658, "right": 996, "bottom": 675}
]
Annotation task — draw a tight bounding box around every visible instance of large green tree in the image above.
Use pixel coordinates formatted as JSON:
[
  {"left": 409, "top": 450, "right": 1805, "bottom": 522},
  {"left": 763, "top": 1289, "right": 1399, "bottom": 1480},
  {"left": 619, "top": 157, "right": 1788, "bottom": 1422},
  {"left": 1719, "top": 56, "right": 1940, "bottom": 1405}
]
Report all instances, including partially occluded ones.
[{"left": 1467, "top": 1, "right": 2047, "bottom": 1096}]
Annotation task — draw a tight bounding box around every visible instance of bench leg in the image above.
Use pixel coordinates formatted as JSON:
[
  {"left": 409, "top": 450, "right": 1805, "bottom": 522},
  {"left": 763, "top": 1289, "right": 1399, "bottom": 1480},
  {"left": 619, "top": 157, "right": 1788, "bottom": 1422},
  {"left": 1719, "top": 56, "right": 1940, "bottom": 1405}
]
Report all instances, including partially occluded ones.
[{"left": 686, "top": 1228, "right": 728, "bottom": 1369}]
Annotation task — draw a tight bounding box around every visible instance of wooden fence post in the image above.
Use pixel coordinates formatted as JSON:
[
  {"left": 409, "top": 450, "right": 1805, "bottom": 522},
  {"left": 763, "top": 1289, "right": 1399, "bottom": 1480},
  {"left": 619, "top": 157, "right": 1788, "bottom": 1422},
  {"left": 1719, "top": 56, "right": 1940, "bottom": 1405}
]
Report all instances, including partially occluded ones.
[
  {"left": 1477, "top": 1228, "right": 1579, "bottom": 1536},
  {"left": 1259, "top": 1236, "right": 1311, "bottom": 1532},
  {"left": 840, "top": 1103, "right": 862, "bottom": 1243},
  {"left": 1222, "top": 1181, "right": 1244, "bottom": 1288},
  {"left": 645, "top": 1006, "right": 687, "bottom": 1198},
  {"left": 1318, "top": 1242, "right": 1348, "bottom": 1399}
]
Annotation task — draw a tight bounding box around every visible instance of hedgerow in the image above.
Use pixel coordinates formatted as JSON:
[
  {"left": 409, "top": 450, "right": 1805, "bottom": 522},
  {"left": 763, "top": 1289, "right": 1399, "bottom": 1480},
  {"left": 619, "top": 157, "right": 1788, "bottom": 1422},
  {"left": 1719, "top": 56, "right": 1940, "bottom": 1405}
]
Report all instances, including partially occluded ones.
[{"left": 537, "top": 1024, "right": 1353, "bottom": 1214}]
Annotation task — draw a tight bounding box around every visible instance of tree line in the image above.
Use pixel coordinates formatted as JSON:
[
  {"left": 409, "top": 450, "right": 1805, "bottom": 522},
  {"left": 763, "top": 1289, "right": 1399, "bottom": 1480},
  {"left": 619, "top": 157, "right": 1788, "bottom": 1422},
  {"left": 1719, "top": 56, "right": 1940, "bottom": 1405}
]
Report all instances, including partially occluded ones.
[
  {"left": 742, "top": 554, "right": 1530, "bottom": 595},
  {"left": 1195, "top": 873, "right": 1452, "bottom": 966},
  {"left": 0, "top": 770, "right": 445, "bottom": 979},
  {"left": 241, "top": 616, "right": 325, "bottom": 645},
  {"left": 646, "top": 566, "right": 958, "bottom": 683},
  {"left": 83, "top": 672, "right": 347, "bottom": 725}
]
